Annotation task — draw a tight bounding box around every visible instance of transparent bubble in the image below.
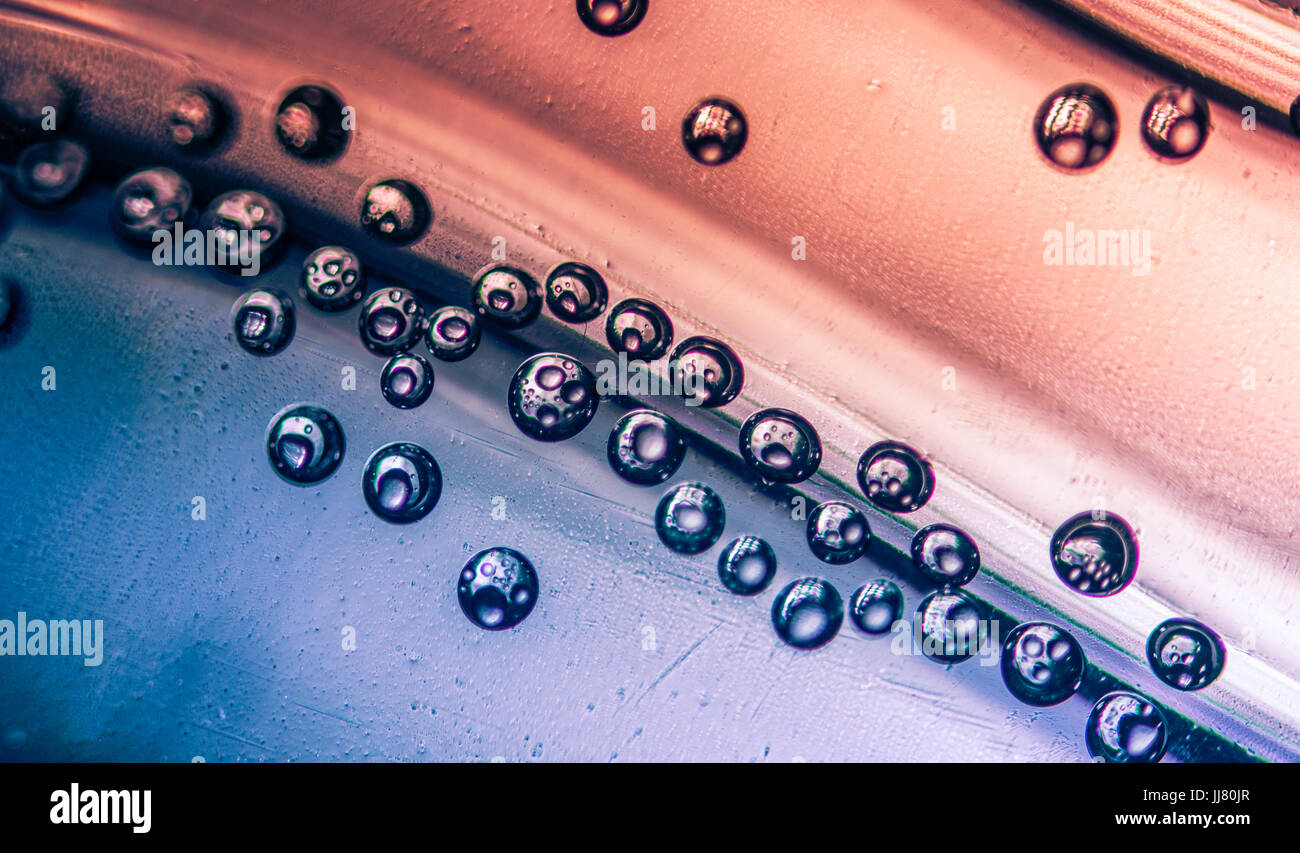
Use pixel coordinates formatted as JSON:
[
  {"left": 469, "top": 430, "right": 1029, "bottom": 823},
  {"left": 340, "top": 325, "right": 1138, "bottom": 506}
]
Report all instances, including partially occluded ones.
[
  {"left": 717, "top": 535, "right": 776, "bottom": 595},
  {"left": 545, "top": 262, "right": 608, "bottom": 323},
  {"left": 671, "top": 336, "right": 744, "bottom": 408},
  {"left": 682, "top": 98, "right": 747, "bottom": 165},
  {"left": 1141, "top": 86, "right": 1209, "bottom": 160},
  {"left": 1034, "top": 83, "right": 1118, "bottom": 170},
  {"left": 911, "top": 524, "right": 980, "bottom": 588},
  {"left": 359, "top": 179, "right": 431, "bottom": 244},
  {"left": 849, "top": 579, "right": 903, "bottom": 636},
  {"left": 408, "top": 304, "right": 473, "bottom": 363},
  {"left": 199, "top": 189, "right": 287, "bottom": 275},
  {"left": 806, "top": 500, "right": 871, "bottom": 564},
  {"left": 362, "top": 442, "right": 442, "bottom": 524},
  {"left": 1085, "top": 692, "right": 1169, "bottom": 763},
  {"left": 358, "top": 287, "right": 426, "bottom": 356},
  {"left": 606, "top": 409, "right": 687, "bottom": 485},
  {"left": 472, "top": 264, "right": 543, "bottom": 328},
  {"left": 508, "top": 353, "right": 599, "bottom": 441},
  {"left": 109, "top": 167, "right": 193, "bottom": 245},
  {"left": 655, "top": 482, "right": 725, "bottom": 554},
  {"left": 856, "top": 440, "right": 934, "bottom": 513},
  {"left": 1146, "top": 618, "right": 1225, "bottom": 691},
  {"left": 458, "top": 548, "right": 539, "bottom": 631},
  {"left": 275, "top": 84, "right": 349, "bottom": 160},
  {"left": 380, "top": 353, "right": 435, "bottom": 409},
  {"left": 606, "top": 298, "right": 673, "bottom": 362},
  {"left": 12, "top": 139, "right": 89, "bottom": 207},
  {"left": 576, "top": 0, "right": 647, "bottom": 36},
  {"left": 301, "top": 246, "right": 366, "bottom": 312},
  {"left": 265, "top": 403, "right": 345, "bottom": 486},
  {"left": 1050, "top": 511, "right": 1138, "bottom": 596},
  {"left": 915, "top": 589, "right": 989, "bottom": 664},
  {"left": 231, "top": 289, "right": 295, "bottom": 356},
  {"left": 168, "top": 87, "right": 226, "bottom": 151},
  {"left": 772, "top": 578, "right": 843, "bottom": 650},
  {"left": 738, "top": 408, "right": 821, "bottom": 484},
  {"left": 1000, "top": 622, "right": 1085, "bottom": 706}
]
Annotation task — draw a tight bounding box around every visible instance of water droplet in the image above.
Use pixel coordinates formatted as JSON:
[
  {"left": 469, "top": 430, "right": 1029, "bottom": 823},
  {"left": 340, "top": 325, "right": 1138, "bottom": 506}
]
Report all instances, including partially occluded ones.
[
  {"left": 738, "top": 408, "right": 821, "bottom": 483},
  {"left": 301, "top": 246, "right": 365, "bottom": 312},
  {"left": 911, "top": 523, "right": 980, "bottom": 587},
  {"left": 1001, "top": 622, "right": 1085, "bottom": 706},
  {"left": 849, "top": 579, "right": 903, "bottom": 636},
  {"left": 508, "top": 353, "right": 598, "bottom": 440},
  {"left": 1035, "top": 83, "right": 1117, "bottom": 170},
  {"left": 109, "top": 167, "right": 193, "bottom": 245},
  {"left": 1146, "top": 617, "right": 1225, "bottom": 691},
  {"left": 231, "top": 289, "right": 294, "bottom": 356},
  {"left": 671, "top": 336, "right": 743, "bottom": 408},
  {"left": 472, "top": 264, "right": 543, "bottom": 328},
  {"left": 425, "top": 305, "right": 481, "bottom": 361},
  {"left": 457, "top": 547, "right": 540, "bottom": 631},
  {"left": 199, "top": 189, "right": 287, "bottom": 275},
  {"left": 265, "top": 403, "right": 345, "bottom": 485},
  {"left": 380, "top": 353, "right": 435, "bottom": 409},
  {"left": 717, "top": 535, "right": 776, "bottom": 595},
  {"left": 1050, "top": 511, "right": 1138, "bottom": 596},
  {"left": 576, "top": 0, "right": 647, "bottom": 36},
  {"left": 856, "top": 440, "right": 933, "bottom": 513},
  {"left": 772, "top": 578, "right": 843, "bottom": 649},
  {"left": 682, "top": 98, "right": 747, "bottom": 165},
  {"left": 359, "top": 179, "right": 431, "bottom": 244},
  {"left": 275, "top": 84, "right": 349, "bottom": 160},
  {"left": 358, "top": 287, "right": 425, "bottom": 356},
  {"left": 606, "top": 298, "right": 673, "bottom": 362},
  {"left": 362, "top": 442, "right": 442, "bottom": 524},
  {"left": 167, "top": 87, "right": 226, "bottom": 151},
  {"left": 805, "top": 500, "right": 870, "bottom": 564},
  {"left": 545, "top": 261, "right": 608, "bottom": 323},
  {"left": 655, "top": 482, "right": 725, "bottom": 554},
  {"left": 12, "top": 139, "right": 89, "bottom": 207},
  {"left": 915, "top": 589, "right": 989, "bottom": 664},
  {"left": 1085, "top": 691, "right": 1169, "bottom": 763},
  {"left": 606, "top": 409, "right": 686, "bottom": 485},
  {"left": 1141, "top": 86, "right": 1209, "bottom": 160}
]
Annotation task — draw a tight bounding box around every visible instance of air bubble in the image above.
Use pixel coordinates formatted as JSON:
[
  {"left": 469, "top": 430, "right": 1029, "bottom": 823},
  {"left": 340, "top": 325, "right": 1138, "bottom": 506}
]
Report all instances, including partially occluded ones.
[
  {"left": 915, "top": 589, "right": 989, "bottom": 664},
  {"left": 606, "top": 298, "right": 673, "bottom": 362},
  {"left": 362, "top": 442, "right": 442, "bottom": 524},
  {"left": 671, "top": 336, "right": 743, "bottom": 408},
  {"left": 805, "top": 500, "right": 870, "bottom": 564},
  {"left": 12, "top": 139, "right": 89, "bottom": 207},
  {"left": 545, "top": 262, "right": 608, "bottom": 323},
  {"left": 655, "top": 482, "right": 725, "bottom": 554},
  {"left": 738, "top": 408, "right": 821, "bottom": 484},
  {"left": 358, "top": 287, "right": 426, "bottom": 356},
  {"left": 1141, "top": 86, "right": 1209, "bottom": 160},
  {"left": 717, "top": 536, "right": 776, "bottom": 595},
  {"left": 168, "top": 87, "right": 226, "bottom": 151},
  {"left": 423, "top": 305, "right": 481, "bottom": 362},
  {"left": 508, "top": 353, "right": 599, "bottom": 441},
  {"left": 231, "top": 289, "right": 295, "bottom": 356},
  {"left": 1050, "top": 511, "right": 1138, "bottom": 596},
  {"left": 109, "top": 167, "right": 193, "bottom": 245},
  {"left": 606, "top": 409, "right": 686, "bottom": 485},
  {"left": 1146, "top": 618, "right": 1225, "bottom": 691},
  {"left": 265, "top": 403, "right": 345, "bottom": 485},
  {"left": 772, "top": 578, "right": 843, "bottom": 650},
  {"left": 458, "top": 548, "right": 539, "bottom": 630},
  {"left": 1034, "top": 83, "right": 1117, "bottom": 170},
  {"left": 473, "top": 264, "right": 543, "bottom": 328},
  {"left": 301, "top": 246, "right": 366, "bottom": 312},
  {"left": 380, "top": 354, "right": 435, "bottom": 409},
  {"left": 682, "top": 98, "right": 747, "bottom": 165},
  {"left": 275, "top": 84, "right": 349, "bottom": 160},
  {"left": 910, "top": 524, "right": 980, "bottom": 588},
  {"left": 576, "top": 0, "right": 647, "bottom": 36},
  {"left": 1000, "top": 622, "right": 1085, "bottom": 706},
  {"left": 1085, "top": 692, "right": 1169, "bottom": 763},
  {"left": 849, "top": 579, "right": 903, "bottom": 636},
  {"left": 199, "top": 189, "right": 287, "bottom": 275},
  {"left": 856, "top": 440, "right": 933, "bottom": 513},
  {"left": 360, "top": 179, "right": 431, "bottom": 244}
]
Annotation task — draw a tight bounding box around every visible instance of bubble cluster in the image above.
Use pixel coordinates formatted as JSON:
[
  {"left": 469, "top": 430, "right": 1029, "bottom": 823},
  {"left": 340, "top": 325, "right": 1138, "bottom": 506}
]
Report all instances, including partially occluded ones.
[
  {"left": 265, "top": 404, "right": 345, "bottom": 486},
  {"left": 915, "top": 590, "right": 989, "bottom": 664},
  {"left": 1034, "top": 83, "right": 1117, "bottom": 170},
  {"left": 167, "top": 87, "right": 226, "bottom": 151},
  {"left": 1141, "top": 86, "right": 1209, "bottom": 160},
  {"left": 358, "top": 287, "right": 426, "bottom": 356},
  {"left": 738, "top": 408, "right": 821, "bottom": 484},
  {"left": 231, "top": 289, "right": 295, "bottom": 356},
  {"left": 576, "top": 0, "right": 647, "bottom": 36},
  {"left": 1085, "top": 692, "right": 1169, "bottom": 763},
  {"left": 507, "top": 353, "right": 598, "bottom": 441},
  {"left": 472, "top": 264, "right": 543, "bottom": 328},
  {"left": 425, "top": 305, "right": 481, "bottom": 361},
  {"left": 109, "top": 167, "right": 193, "bottom": 245},
  {"left": 716, "top": 536, "right": 776, "bottom": 596},
  {"left": 1050, "top": 511, "right": 1138, "bottom": 596},
  {"left": 380, "top": 354, "right": 435, "bottom": 409},
  {"left": 545, "top": 262, "right": 608, "bottom": 323},
  {"left": 682, "top": 98, "right": 747, "bottom": 165},
  {"left": 857, "top": 440, "right": 934, "bottom": 513},
  {"left": 606, "top": 409, "right": 687, "bottom": 485},
  {"left": 1146, "top": 618, "right": 1225, "bottom": 691},
  {"left": 361, "top": 442, "right": 442, "bottom": 524},
  {"left": 910, "top": 524, "right": 980, "bottom": 588},
  {"left": 805, "top": 501, "right": 870, "bottom": 564},
  {"left": 671, "top": 336, "right": 743, "bottom": 408},
  {"left": 275, "top": 84, "right": 349, "bottom": 160},
  {"left": 606, "top": 298, "right": 673, "bottom": 362},
  {"left": 301, "top": 246, "right": 366, "bottom": 312},
  {"left": 359, "top": 179, "right": 430, "bottom": 244},
  {"left": 771, "top": 578, "right": 843, "bottom": 650},
  {"left": 849, "top": 580, "right": 903, "bottom": 636},
  {"left": 655, "top": 482, "right": 725, "bottom": 554},
  {"left": 199, "top": 189, "right": 287, "bottom": 274},
  {"left": 12, "top": 139, "right": 90, "bottom": 207},
  {"left": 1000, "top": 622, "right": 1085, "bottom": 706},
  {"left": 458, "top": 548, "right": 539, "bottom": 631}
]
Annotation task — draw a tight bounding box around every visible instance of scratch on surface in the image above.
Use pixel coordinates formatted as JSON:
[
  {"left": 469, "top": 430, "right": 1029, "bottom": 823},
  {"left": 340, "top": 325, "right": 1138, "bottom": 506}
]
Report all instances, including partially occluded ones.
[
  {"left": 750, "top": 655, "right": 795, "bottom": 722},
  {"left": 634, "top": 621, "right": 723, "bottom": 708},
  {"left": 453, "top": 428, "right": 521, "bottom": 458},
  {"left": 293, "top": 701, "right": 364, "bottom": 728}
]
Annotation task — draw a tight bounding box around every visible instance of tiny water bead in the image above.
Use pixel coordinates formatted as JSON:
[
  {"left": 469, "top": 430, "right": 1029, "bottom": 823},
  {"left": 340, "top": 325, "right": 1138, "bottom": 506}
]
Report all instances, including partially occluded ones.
[
  {"left": 358, "top": 287, "right": 426, "bottom": 356},
  {"left": 915, "top": 590, "right": 990, "bottom": 664},
  {"left": 910, "top": 524, "right": 980, "bottom": 588},
  {"left": 360, "top": 179, "right": 431, "bottom": 244},
  {"left": 265, "top": 404, "right": 345, "bottom": 486},
  {"left": 671, "top": 336, "right": 744, "bottom": 408},
  {"left": 231, "top": 289, "right": 295, "bottom": 356},
  {"left": 655, "top": 483, "right": 726, "bottom": 554},
  {"left": 771, "top": 578, "right": 843, "bottom": 650},
  {"left": 1146, "top": 618, "right": 1226, "bottom": 691},
  {"left": 1085, "top": 692, "right": 1169, "bottom": 763},
  {"left": 199, "top": 189, "right": 287, "bottom": 274},
  {"left": 275, "top": 84, "right": 349, "bottom": 160},
  {"left": 739, "top": 408, "right": 821, "bottom": 484},
  {"left": 472, "top": 264, "right": 543, "bottom": 328},
  {"left": 682, "top": 98, "right": 747, "bottom": 166},
  {"left": 425, "top": 305, "right": 481, "bottom": 361},
  {"left": 1034, "top": 83, "right": 1118, "bottom": 170},
  {"left": 606, "top": 298, "right": 673, "bottom": 362},
  {"left": 545, "top": 262, "right": 608, "bottom": 323},
  {"left": 508, "top": 353, "right": 599, "bottom": 441},
  {"left": 1000, "top": 622, "right": 1085, "bottom": 706},
  {"left": 109, "top": 167, "right": 193, "bottom": 245},
  {"left": 856, "top": 440, "right": 934, "bottom": 513},
  {"left": 12, "top": 139, "right": 90, "bottom": 206},
  {"left": 1050, "top": 511, "right": 1138, "bottom": 596},
  {"left": 458, "top": 548, "right": 540, "bottom": 631},
  {"left": 362, "top": 442, "right": 443, "bottom": 524},
  {"left": 716, "top": 536, "right": 776, "bottom": 595},
  {"left": 576, "top": 0, "right": 647, "bottom": 36},
  {"left": 806, "top": 501, "right": 871, "bottom": 564},
  {"left": 301, "top": 246, "right": 365, "bottom": 312},
  {"left": 380, "top": 354, "right": 435, "bottom": 409},
  {"left": 606, "top": 409, "right": 687, "bottom": 485},
  {"left": 849, "top": 579, "right": 904, "bottom": 636},
  {"left": 1141, "top": 86, "right": 1210, "bottom": 160},
  {"left": 167, "top": 87, "right": 226, "bottom": 151}
]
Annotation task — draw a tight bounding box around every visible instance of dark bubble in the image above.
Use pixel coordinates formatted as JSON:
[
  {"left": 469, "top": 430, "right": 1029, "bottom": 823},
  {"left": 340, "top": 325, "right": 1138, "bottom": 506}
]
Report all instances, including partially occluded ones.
[
  {"left": 607, "top": 409, "right": 686, "bottom": 485},
  {"left": 275, "top": 84, "right": 349, "bottom": 160},
  {"left": 424, "top": 305, "right": 481, "bottom": 361},
  {"left": 655, "top": 482, "right": 725, "bottom": 554},
  {"left": 472, "top": 264, "right": 543, "bottom": 328},
  {"left": 682, "top": 98, "right": 747, "bottom": 165},
  {"left": 199, "top": 189, "right": 287, "bottom": 275},
  {"left": 359, "top": 179, "right": 431, "bottom": 244},
  {"left": 576, "top": 0, "right": 647, "bottom": 36},
  {"left": 1141, "top": 86, "right": 1209, "bottom": 160},
  {"left": 1050, "top": 511, "right": 1138, "bottom": 596},
  {"left": 857, "top": 440, "right": 933, "bottom": 513},
  {"left": 109, "top": 167, "right": 192, "bottom": 245},
  {"left": 545, "top": 262, "right": 608, "bottom": 323},
  {"left": 362, "top": 442, "right": 442, "bottom": 524},
  {"left": 265, "top": 403, "right": 345, "bottom": 486},
  {"left": 772, "top": 578, "right": 843, "bottom": 650},
  {"left": 606, "top": 298, "right": 673, "bottom": 362},
  {"left": 806, "top": 500, "right": 871, "bottom": 564},
  {"left": 459, "top": 548, "right": 539, "bottom": 630},
  {"left": 1001, "top": 622, "right": 1085, "bottom": 706},
  {"left": 911, "top": 524, "right": 980, "bottom": 588},
  {"left": 915, "top": 589, "right": 990, "bottom": 664},
  {"left": 1146, "top": 618, "right": 1225, "bottom": 691},
  {"left": 1035, "top": 83, "right": 1118, "bottom": 170},
  {"left": 671, "top": 336, "right": 743, "bottom": 408},
  {"left": 231, "top": 289, "right": 294, "bottom": 356},
  {"left": 1085, "top": 692, "right": 1169, "bottom": 763},
  {"left": 301, "top": 246, "right": 366, "bottom": 312},
  {"left": 358, "top": 287, "right": 426, "bottom": 356},
  {"left": 167, "top": 87, "right": 227, "bottom": 151},
  {"left": 380, "top": 353, "right": 434, "bottom": 409},
  {"left": 508, "top": 353, "right": 598, "bottom": 441},
  {"left": 716, "top": 535, "right": 776, "bottom": 595},
  {"left": 12, "top": 139, "right": 89, "bottom": 207},
  {"left": 738, "top": 408, "right": 821, "bottom": 483},
  {"left": 849, "top": 579, "right": 903, "bottom": 636}
]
